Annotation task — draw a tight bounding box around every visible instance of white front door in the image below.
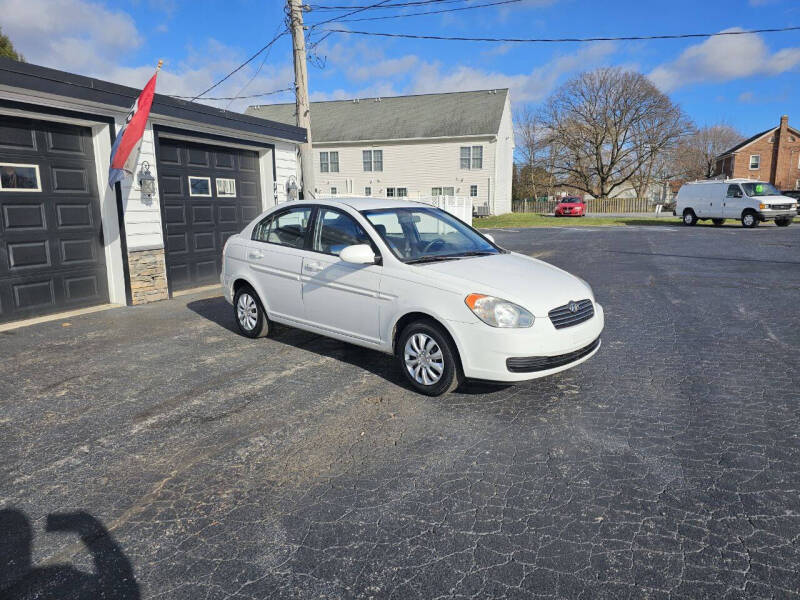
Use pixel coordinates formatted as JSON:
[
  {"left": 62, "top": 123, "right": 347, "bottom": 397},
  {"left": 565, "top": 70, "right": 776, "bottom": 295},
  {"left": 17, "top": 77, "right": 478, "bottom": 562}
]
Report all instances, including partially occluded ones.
[
  {"left": 248, "top": 205, "right": 313, "bottom": 322},
  {"left": 723, "top": 184, "right": 744, "bottom": 219},
  {"left": 301, "top": 207, "right": 382, "bottom": 343}
]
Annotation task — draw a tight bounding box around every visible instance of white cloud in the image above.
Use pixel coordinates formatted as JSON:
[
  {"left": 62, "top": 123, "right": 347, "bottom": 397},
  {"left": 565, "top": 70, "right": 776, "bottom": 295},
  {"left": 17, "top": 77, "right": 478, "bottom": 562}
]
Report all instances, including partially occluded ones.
[
  {"left": 408, "top": 42, "right": 617, "bottom": 103},
  {"left": 0, "top": 0, "right": 295, "bottom": 112},
  {"left": 649, "top": 28, "right": 800, "bottom": 92}
]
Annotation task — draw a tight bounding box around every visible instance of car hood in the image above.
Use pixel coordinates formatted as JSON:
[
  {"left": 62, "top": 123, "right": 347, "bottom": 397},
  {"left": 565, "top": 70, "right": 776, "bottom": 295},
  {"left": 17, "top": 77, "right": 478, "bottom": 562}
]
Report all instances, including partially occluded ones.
[{"left": 417, "top": 252, "right": 593, "bottom": 316}]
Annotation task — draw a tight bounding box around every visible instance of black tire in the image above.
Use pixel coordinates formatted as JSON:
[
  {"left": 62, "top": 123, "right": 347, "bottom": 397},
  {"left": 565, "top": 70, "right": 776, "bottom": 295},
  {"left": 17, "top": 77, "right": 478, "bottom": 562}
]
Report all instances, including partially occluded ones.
[
  {"left": 397, "top": 321, "right": 463, "bottom": 396},
  {"left": 741, "top": 210, "right": 759, "bottom": 228},
  {"left": 776, "top": 217, "right": 792, "bottom": 227},
  {"left": 712, "top": 218, "right": 725, "bottom": 226},
  {"left": 233, "top": 286, "right": 270, "bottom": 338},
  {"left": 682, "top": 209, "right": 697, "bottom": 226}
]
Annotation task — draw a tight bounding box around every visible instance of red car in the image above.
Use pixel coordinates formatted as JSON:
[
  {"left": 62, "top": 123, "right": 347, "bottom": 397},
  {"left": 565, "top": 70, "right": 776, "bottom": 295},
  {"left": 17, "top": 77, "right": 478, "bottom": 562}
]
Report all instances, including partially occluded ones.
[{"left": 554, "top": 196, "right": 586, "bottom": 217}]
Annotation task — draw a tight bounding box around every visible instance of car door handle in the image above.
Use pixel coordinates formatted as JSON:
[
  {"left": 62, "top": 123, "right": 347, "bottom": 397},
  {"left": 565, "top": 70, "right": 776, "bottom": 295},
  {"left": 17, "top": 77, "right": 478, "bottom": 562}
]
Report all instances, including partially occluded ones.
[
  {"left": 248, "top": 250, "right": 264, "bottom": 260},
  {"left": 304, "top": 261, "right": 323, "bottom": 273}
]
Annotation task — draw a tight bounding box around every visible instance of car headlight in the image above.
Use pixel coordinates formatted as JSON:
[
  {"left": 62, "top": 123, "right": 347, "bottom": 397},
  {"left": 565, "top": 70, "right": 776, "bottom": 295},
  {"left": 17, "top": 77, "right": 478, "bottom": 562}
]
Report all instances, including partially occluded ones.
[{"left": 465, "top": 294, "right": 534, "bottom": 328}]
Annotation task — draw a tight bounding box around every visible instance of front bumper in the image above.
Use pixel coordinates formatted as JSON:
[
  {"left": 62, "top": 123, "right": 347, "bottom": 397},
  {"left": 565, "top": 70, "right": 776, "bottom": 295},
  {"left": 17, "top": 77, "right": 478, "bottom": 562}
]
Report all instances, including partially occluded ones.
[
  {"left": 758, "top": 208, "right": 796, "bottom": 221},
  {"left": 447, "top": 303, "right": 605, "bottom": 382}
]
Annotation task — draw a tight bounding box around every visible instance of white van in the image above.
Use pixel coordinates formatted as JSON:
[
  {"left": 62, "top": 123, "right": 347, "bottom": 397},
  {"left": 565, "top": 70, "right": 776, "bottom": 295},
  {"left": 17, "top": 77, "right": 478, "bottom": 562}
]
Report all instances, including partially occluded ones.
[{"left": 674, "top": 179, "right": 797, "bottom": 228}]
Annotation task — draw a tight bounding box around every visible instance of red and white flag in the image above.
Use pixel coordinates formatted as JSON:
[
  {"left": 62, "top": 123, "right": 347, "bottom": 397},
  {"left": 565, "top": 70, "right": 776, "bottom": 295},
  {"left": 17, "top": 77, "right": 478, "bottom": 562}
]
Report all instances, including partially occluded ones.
[{"left": 108, "top": 63, "right": 161, "bottom": 188}]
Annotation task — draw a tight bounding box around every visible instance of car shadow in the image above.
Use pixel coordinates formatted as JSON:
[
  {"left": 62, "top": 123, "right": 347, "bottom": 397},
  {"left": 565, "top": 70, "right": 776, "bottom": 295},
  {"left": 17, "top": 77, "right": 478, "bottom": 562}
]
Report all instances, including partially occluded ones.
[
  {"left": 0, "top": 508, "right": 140, "bottom": 600},
  {"left": 186, "top": 295, "right": 513, "bottom": 397}
]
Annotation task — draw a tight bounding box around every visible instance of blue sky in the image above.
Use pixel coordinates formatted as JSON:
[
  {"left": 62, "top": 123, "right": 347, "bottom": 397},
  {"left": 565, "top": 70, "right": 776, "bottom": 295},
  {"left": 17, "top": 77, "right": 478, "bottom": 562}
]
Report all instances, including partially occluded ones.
[{"left": 1, "top": 0, "right": 798, "bottom": 134}]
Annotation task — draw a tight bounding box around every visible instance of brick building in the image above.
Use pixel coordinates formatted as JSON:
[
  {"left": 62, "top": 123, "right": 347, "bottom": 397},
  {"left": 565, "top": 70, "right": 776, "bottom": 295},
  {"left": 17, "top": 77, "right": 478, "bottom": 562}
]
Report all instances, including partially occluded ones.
[{"left": 713, "top": 115, "right": 800, "bottom": 191}]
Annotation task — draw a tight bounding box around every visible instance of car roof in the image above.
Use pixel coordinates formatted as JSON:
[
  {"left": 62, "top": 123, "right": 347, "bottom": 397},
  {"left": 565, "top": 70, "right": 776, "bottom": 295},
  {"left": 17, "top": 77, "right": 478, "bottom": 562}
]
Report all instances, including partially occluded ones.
[{"left": 315, "top": 196, "right": 435, "bottom": 211}]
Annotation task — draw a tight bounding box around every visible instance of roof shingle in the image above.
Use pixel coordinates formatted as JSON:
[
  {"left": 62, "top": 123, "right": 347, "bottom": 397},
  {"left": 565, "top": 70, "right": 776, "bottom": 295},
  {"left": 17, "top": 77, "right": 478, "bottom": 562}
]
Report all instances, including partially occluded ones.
[{"left": 245, "top": 89, "right": 508, "bottom": 143}]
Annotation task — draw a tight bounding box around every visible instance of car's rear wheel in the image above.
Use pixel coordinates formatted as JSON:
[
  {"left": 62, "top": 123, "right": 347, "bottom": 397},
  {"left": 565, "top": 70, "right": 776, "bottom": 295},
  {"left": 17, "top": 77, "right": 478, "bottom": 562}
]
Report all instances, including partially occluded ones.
[
  {"left": 712, "top": 218, "right": 725, "bottom": 226},
  {"left": 682, "top": 209, "right": 697, "bottom": 226},
  {"left": 397, "top": 321, "right": 462, "bottom": 396},
  {"left": 234, "top": 286, "right": 270, "bottom": 338},
  {"left": 741, "top": 210, "right": 759, "bottom": 228},
  {"left": 776, "top": 217, "right": 793, "bottom": 227}
]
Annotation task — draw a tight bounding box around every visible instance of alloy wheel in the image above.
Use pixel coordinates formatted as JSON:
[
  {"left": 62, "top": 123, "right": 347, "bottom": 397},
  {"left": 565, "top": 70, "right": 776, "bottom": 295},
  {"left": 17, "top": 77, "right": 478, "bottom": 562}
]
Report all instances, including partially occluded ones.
[
  {"left": 404, "top": 332, "right": 444, "bottom": 386},
  {"left": 237, "top": 293, "right": 258, "bottom": 331}
]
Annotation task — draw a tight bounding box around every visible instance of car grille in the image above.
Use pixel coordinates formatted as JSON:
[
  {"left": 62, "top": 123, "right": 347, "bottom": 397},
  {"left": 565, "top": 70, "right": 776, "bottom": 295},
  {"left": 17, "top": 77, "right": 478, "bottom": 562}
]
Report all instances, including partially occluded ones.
[
  {"left": 771, "top": 204, "right": 792, "bottom": 210},
  {"left": 548, "top": 299, "right": 594, "bottom": 329},
  {"left": 506, "top": 337, "right": 601, "bottom": 373}
]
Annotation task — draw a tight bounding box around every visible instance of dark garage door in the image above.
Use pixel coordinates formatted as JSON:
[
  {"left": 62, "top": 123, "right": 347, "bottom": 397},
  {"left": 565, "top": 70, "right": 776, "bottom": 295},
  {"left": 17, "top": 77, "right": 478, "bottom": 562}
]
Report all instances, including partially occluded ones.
[
  {"left": 0, "top": 115, "right": 109, "bottom": 323},
  {"left": 156, "top": 137, "right": 261, "bottom": 291}
]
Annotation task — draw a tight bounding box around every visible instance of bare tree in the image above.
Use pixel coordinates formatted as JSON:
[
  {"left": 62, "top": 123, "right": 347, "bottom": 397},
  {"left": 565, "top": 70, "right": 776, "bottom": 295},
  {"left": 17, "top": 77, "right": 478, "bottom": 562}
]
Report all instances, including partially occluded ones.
[
  {"left": 541, "top": 68, "right": 691, "bottom": 198},
  {"left": 675, "top": 124, "right": 744, "bottom": 180},
  {"left": 513, "top": 106, "right": 551, "bottom": 201}
]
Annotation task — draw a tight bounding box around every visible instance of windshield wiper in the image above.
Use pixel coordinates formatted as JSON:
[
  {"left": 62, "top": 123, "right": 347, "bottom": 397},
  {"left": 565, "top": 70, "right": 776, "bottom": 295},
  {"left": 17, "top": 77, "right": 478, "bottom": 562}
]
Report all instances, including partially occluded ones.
[
  {"left": 449, "top": 251, "right": 496, "bottom": 257},
  {"left": 405, "top": 255, "right": 462, "bottom": 264}
]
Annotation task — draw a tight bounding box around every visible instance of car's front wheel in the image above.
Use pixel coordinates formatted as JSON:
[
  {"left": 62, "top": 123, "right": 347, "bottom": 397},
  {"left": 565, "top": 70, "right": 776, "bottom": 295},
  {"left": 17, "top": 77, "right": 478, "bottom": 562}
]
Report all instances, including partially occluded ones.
[
  {"left": 234, "top": 286, "right": 270, "bottom": 338},
  {"left": 397, "top": 321, "right": 462, "bottom": 396},
  {"left": 682, "top": 209, "right": 697, "bottom": 226},
  {"left": 741, "top": 210, "right": 759, "bottom": 228}
]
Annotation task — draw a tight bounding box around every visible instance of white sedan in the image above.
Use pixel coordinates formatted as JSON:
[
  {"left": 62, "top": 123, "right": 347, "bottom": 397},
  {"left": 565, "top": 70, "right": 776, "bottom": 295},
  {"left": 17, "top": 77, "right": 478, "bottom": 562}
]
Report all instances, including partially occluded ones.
[{"left": 221, "top": 197, "right": 604, "bottom": 396}]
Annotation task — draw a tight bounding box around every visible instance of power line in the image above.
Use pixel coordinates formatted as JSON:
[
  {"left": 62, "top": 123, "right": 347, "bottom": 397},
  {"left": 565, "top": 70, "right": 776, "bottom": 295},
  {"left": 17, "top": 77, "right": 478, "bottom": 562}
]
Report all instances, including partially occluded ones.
[
  {"left": 338, "top": 0, "right": 522, "bottom": 21},
  {"left": 310, "top": 0, "right": 460, "bottom": 10},
  {"left": 172, "top": 87, "right": 293, "bottom": 101},
  {"left": 323, "top": 25, "right": 800, "bottom": 43},
  {"left": 190, "top": 29, "right": 288, "bottom": 101},
  {"left": 309, "top": 0, "right": 396, "bottom": 30}
]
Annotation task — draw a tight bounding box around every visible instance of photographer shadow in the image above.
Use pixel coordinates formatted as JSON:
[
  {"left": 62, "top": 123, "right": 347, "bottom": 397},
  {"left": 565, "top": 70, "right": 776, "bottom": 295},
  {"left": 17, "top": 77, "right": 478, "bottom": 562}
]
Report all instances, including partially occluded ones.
[{"left": 0, "top": 509, "right": 139, "bottom": 600}]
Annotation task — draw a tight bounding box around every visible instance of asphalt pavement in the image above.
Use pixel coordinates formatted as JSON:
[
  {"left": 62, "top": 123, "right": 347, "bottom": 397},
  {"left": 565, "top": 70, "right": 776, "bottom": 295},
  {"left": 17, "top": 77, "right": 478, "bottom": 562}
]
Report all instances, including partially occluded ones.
[{"left": 1, "top": 224, "right": 799, "bottom": 599}]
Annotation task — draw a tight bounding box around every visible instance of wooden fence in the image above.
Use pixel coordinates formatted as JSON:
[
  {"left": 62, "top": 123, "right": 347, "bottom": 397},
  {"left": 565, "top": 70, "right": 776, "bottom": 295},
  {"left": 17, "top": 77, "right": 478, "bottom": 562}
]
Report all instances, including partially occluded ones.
[{"left": 513, "top": 197, "right": 658, "bottom": 214}]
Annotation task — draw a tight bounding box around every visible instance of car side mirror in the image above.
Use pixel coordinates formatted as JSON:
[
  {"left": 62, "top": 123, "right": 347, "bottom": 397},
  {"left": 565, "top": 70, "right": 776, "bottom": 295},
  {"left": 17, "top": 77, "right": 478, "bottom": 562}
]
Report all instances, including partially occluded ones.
[
  {"left": 340, "top": 244, "right": 377, "bottom": 265},
  {"left": 484, "top": 234, "right": 496, "bottom": 244}
]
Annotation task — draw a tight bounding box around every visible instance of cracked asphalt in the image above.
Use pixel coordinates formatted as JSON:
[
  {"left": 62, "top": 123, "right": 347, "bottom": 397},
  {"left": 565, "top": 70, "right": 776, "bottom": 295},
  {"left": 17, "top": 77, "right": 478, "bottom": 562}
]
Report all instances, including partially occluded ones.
[{"left": 2, "top": 223, "right": 800, "bottom": 599}]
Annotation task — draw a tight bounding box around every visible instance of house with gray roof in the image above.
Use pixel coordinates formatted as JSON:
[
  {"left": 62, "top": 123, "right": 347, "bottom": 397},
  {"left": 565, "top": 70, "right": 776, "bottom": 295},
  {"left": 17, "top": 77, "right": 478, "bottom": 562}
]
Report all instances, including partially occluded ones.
[{"left": 246, "top": 89, "right": 514, "bottom": 215}]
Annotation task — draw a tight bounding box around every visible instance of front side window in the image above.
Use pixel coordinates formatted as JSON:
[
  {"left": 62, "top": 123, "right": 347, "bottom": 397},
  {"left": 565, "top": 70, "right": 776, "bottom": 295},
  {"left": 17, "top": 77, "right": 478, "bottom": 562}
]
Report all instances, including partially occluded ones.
[
  {"left": 470, "top": 185, "right": 478, "bottom": 197},
  {"left": 742, "top": 182, "right": 781, "bottom": 197},
  {"left": 363, "top": 206, "right": 500, "bottom": 263},
  {"left": 726, "top": 184, "right": 742, "bottom": 198},
  {"left": 749, "top": 154, "right": 760, "bottom": 170},
  {"left": 252, "top": 206, "right": 312, "bottom": 249},
  {"left": 320, "top": 152, "right": 329, "bottom": 173},
  {"left": 313, "top": 208, "right": 372, "bottom": 256}
]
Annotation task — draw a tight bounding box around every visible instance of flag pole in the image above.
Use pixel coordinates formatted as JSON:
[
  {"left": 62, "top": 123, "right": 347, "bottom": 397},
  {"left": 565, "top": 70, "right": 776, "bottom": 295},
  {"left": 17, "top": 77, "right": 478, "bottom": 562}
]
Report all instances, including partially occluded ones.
[{"left": 157, "top": 59, "right": 163, "bottom": 71}]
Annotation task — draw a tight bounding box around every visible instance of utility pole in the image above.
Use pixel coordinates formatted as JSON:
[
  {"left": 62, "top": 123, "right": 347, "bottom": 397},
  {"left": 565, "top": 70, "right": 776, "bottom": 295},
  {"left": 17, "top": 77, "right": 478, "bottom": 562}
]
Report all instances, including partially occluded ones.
[{"left": 287, "top": 0, "right": 315, "bottom": 199}]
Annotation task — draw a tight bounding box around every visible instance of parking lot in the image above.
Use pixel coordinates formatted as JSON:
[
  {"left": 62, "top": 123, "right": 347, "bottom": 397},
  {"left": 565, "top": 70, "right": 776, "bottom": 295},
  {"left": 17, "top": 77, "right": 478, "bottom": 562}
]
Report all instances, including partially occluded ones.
[{"left": 2, "top": 224, "right": 800, "bottom": 599}]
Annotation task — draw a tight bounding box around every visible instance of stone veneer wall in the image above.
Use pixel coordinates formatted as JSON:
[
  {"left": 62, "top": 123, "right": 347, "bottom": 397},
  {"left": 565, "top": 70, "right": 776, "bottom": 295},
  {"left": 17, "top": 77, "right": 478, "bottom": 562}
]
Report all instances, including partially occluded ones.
[{"left": 127, "top": 248, "right": 169, "bottom": 305}]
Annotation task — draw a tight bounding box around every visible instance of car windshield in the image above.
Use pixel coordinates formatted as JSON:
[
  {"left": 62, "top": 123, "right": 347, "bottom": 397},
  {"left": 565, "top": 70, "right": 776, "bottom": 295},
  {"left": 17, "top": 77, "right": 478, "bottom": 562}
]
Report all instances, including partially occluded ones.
[
  {"left": 742, "top": 182, "right": 781, "bottom": 197},
  {"left": 362, "top": 206, "right": 501, "bottom": 263},
  {"left": 561, "top": 197, "right": 581, "bottom": 203}
]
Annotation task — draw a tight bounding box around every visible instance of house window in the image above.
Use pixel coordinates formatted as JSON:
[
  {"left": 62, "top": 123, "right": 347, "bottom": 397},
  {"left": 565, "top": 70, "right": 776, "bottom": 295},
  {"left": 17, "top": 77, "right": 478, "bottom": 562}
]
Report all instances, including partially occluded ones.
[
  {"left": 749, "top": 154, "right": 760, "bottom": 170},
  {"left": 330, "top": 187, "right": 337, "bottom": 195},
  {"left": 386, "top": 187, "right": 407, "bottom": 198},
  {"left": 364, "top": 186, "right": 371, "bottom": 196},
  {"left": 0, "top": 163, "right": 41, "bottom": 192},
  {"left": 363, "top": 149, "right": 383, "bottom": 172},
  {"left": 470, "top": 185, "right": 478, "bottom": 197},
  {"left": 431, "top": 187, "right": 455, "bottom": 197},
  {"left": 216, "top": 178, "right": 236, "bottom": 197},
  {"left": 188, "top": 176, "right": 212, "bottom": 197},
  {"left": 796, "top": 179, "right": 800, "bottom": 190},
  {"left": 320, "top": 151, "right": 339, "bottom": 173},
  {"left": 459, "top": 146, "right": 483, "bottom": 169}
]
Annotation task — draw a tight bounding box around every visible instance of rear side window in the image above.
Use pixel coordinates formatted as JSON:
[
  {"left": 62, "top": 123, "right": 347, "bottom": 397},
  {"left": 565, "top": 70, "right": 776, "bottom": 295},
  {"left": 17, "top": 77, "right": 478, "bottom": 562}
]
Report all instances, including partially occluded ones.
[
  {"left": 253, "top": 207, "right": 312, "bottom": 249},
  {"left": 313, "top": 209, "right": 371, "bottom": 256}
]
